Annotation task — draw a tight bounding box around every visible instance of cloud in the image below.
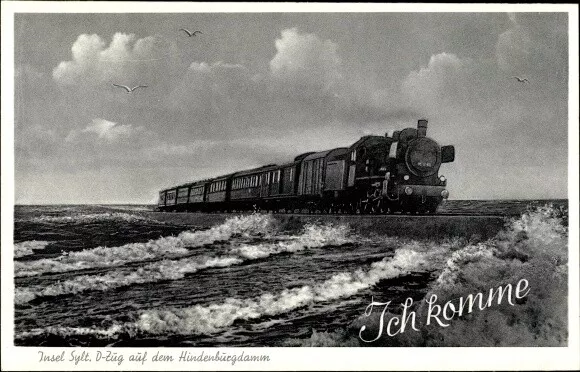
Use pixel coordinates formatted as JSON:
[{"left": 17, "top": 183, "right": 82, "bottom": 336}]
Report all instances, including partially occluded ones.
[
  {"left": 164, "top": 27, "right": 418, "bottom": 143},
  {"left": 496, "top": 22, "right": 533, "bottom": 72},
  {"left": 53, "top": 33, "right": 177, "bottom": 87},
  {"left": 495, "top": 13, "right": 568, "bottom": 85},
  {"left": 66, "top": 118, "right": 143, "bottom": 143},
  {"left": 269, "top": 27, "right": 342, "bottom": 91}
]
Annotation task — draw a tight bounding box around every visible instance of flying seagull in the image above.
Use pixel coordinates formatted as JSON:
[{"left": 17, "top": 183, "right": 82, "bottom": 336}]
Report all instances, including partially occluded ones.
[
  {"left": 112, "top": 84, "right": 148, "bottom": 93},
  {"left": 513, "top": 76, "right": 530, "bottom": 83},
  {"left": 180, "top": 29, "right": 202, "bottom": 37}
]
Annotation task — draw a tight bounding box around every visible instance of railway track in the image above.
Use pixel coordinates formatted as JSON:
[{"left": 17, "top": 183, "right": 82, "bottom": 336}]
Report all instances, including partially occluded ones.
[{"left": 152, "top": 211, "right": 517, "bottom": 218}]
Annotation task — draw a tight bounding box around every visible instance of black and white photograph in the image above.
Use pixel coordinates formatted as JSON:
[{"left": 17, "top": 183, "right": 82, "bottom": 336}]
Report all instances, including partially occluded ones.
[{"left": 1, "top": 2, "right": 579, "bottom": 371}]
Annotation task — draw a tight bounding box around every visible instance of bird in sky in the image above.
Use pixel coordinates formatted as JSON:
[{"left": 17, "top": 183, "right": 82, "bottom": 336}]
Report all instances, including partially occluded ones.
[
  {"left": 180, "top": 29, "right": 202, "bottom": 37},
  {"left": 112, "top": 84, "right": 148, "bottom": 93},
  {"left": 513, "top": 76, "right": 530, "bottom": 83}
]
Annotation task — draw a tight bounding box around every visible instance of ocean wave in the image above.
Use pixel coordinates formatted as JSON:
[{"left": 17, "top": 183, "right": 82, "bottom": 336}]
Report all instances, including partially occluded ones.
[
  {"left": 15, "top": 249, "right": 429, "bottom": 340},
  {"left": 352, "top": 204, "right": 569, "bottom": 347},
  {"left": 14, "top": 241, "right": 50, "bottom": 258},
  {"left": 15, "top": 222, "right": 354, "bottom": 303},
  {"left": 230, "top": 223, "right": 352, "bottom": 259},
  {"left": 21, "top": 212, "right": 155, "bottom": 224},
  {"left": 14, "top": 214, "right": 278, "bottom": 277},
  {"left": 15, "top": 256, "right": 242, "bottom": 305},
  {"left": 136, "top": 248, "right": 429, "bottom": 335},
  {"left": 16, "top": 324, "right": 126, "bottom": 340},
  {"left": 106, "top": 205, "right": 155, "bottom": 212}
]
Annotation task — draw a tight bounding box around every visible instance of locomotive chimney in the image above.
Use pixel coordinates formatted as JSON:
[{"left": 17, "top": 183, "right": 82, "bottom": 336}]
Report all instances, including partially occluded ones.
[{"left": 417, "top": 119, "right": 428, "bottom": 138}]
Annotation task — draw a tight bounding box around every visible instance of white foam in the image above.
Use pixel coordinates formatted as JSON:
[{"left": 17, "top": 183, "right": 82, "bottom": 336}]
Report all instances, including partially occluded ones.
[
  {"left": 15, "top": 221, "right": 355, "bottom": 303},
  {"left": 24, "top": 212, "right": 152, "bottom": 224},
  {"left": 136, "top": 248, "right": 429, "bottom": 335},
  {"left": 16, "top": 324, "right": 125, "bottom": 340},
  {"left": 15, "top": 243, "right": 435, "bottom": 339},
  {"left": 230, "top": 222, "right": 353, "bottom": 259},
  {"left": 15, "top": 256, "right": 242, "bottom": 305},
  {"left": 14, "top": 240, "right": 50, "bottom": 258},
  {"left": 14, "top": 214, "right": 277, "bottom": 277}
]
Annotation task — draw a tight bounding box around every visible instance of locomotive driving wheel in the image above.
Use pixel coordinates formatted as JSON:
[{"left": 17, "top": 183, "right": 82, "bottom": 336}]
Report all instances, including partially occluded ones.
[{"left": 369, "top": 197, "right": 386, "bottom": 214}]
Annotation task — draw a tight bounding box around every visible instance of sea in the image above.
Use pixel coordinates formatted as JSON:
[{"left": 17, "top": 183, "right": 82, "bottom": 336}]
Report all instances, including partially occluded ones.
[{"left": 12, "top": 200, "right": 569, "bottom": 347}]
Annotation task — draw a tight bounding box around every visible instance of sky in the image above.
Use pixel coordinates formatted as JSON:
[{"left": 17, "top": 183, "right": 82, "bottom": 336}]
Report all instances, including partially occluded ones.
[{"left": 12, "top": 11, "right": 570, "bottom": 204}]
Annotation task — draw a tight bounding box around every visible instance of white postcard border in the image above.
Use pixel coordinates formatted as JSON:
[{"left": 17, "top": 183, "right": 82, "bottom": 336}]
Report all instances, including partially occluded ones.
[{"left": 1, "top": 2, "right": 578, "bottom": 371}]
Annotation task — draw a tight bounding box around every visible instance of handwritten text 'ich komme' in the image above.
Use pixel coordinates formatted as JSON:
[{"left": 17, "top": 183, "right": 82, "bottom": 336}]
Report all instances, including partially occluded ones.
[{"left": 359, "top": 278, "right": 531, "bottom": 342}]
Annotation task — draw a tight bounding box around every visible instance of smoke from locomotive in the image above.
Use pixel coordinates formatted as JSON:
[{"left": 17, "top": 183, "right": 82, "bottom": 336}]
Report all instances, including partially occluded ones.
[{"left": 158, "top": 119, "right": 455, "bottom": 214}]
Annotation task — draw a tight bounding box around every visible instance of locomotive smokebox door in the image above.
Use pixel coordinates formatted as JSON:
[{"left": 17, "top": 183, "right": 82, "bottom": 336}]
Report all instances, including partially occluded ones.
[
  {"left": 441, "top": 145, "right": 455, "bottom": 163},
  {"left": 417, "top": 119, "right": 428, "bottom": 138}
]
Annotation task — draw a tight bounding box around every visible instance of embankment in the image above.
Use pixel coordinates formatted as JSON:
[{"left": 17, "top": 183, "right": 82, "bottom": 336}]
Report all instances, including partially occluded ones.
[{"left": 138, "top": 212, "right": 508, "bottom": 240}]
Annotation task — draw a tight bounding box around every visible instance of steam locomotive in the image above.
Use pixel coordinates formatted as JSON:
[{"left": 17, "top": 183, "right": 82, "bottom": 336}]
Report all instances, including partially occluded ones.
[{"left": 157, "top": 119, "right": 455, "bottom": 214}]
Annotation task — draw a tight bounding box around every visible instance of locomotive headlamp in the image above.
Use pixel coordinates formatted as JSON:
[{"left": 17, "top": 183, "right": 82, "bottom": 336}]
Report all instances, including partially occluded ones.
[
  {"left": 441, "top": 189, "right": 449, "bottom": 199},
  {"left": 403, "top": 175, "right": 410, "bottom": 181},
  {"left": 404, "top": 187, "right": 413, "bottom": 195},
  {"left": 439, "top": 175, "right": 446, "bottom": 182}
]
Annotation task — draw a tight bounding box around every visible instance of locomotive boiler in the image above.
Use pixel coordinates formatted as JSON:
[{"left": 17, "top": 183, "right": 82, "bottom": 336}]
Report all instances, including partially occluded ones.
[{"left": 157, "top": 119, "right": 455, "bottom": 214}]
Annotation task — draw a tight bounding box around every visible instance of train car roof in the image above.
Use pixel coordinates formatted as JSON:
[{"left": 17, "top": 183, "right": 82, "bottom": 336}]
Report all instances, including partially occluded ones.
[
  {"left": 210, "top": 172, "right": 237, "bottom": 182},
  {"left": 327, "top": 147, "right": 349, "bottom": 157},
  {"left": 162, "top": 178, "right": 211, "bottom": 191},
  {"left": 232, "top": 164, "right": 279, "bottom": 177},
  {"left": 278, "top": 160, "right": 299, "bottom": 168},
  {"left": 294, "top": 152, "right": 316, "bottom": 162},
  {"left": 303, "top": 147, "right": 348, "bottom": 161},
  {"left": 349, "top": 135, "right": 389, "bottom": 149}
]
